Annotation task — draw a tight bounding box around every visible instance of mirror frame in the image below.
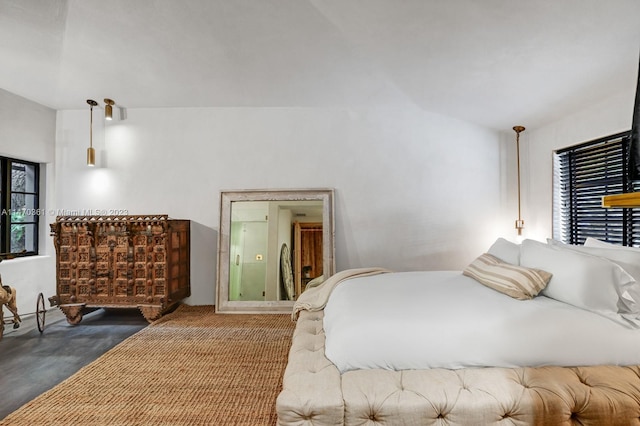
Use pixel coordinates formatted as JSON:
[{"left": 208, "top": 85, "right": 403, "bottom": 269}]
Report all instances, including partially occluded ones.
[{"left": 216, "top": 188, "right": 335, "bottom": 313}]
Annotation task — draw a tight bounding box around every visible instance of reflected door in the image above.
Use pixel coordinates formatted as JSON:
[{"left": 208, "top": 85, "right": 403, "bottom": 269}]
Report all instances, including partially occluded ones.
[
  {"left": 294, "top": 222, "right": 323, "bottom": 297},
  {"left": 229, "top": 221, "right": 268, "bottom": 301}
]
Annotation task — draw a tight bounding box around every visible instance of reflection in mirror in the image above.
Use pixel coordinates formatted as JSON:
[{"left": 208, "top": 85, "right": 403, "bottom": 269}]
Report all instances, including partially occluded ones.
[
  {"left": 229, "top": 200, "right": 323, "bottom": 302},
  {"left": 217, "top": 189, "right": 335, "bottom": 313}
]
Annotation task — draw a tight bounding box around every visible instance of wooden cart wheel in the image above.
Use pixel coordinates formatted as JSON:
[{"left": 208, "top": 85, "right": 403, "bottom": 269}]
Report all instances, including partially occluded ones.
[{"left": 36, "top": 292, "right": 46, "bottom": 333}]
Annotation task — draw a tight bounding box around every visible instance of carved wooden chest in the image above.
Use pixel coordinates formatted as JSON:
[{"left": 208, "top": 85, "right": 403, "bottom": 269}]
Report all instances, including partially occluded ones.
[{"left": 50, "top": 215, "right": 190, "bottom": 323}]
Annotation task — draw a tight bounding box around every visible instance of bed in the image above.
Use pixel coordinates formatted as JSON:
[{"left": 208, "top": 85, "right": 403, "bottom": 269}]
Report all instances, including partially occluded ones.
[{"left": 276, "top": 238, "right": 640, "bottom": 425}]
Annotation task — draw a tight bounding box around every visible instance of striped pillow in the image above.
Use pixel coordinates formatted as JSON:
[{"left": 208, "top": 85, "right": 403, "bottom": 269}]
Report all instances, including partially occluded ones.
[{"left": 463, "top": 253, "right": 552, "bottom": 300}]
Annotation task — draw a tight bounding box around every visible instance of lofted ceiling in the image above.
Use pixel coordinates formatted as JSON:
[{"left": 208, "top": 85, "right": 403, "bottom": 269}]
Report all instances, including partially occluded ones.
[{"left": 1, "top": 0, "right": 639, "bottom": 130}]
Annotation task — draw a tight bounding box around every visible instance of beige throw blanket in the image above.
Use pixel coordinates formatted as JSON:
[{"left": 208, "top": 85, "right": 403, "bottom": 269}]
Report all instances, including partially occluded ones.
[{"left": 292, "top": 267, "right": 391, "bottom": 320}]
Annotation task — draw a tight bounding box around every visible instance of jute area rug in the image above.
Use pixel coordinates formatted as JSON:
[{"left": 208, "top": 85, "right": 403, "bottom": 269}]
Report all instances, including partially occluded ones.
[{"left": 0, "top": 305, "right": 296, "bottom": 426}]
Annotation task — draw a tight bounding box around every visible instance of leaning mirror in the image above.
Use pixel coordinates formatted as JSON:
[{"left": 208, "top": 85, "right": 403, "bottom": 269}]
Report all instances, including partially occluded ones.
[{"left": 216, "top": 189, "right": 335, "bottom": 313}]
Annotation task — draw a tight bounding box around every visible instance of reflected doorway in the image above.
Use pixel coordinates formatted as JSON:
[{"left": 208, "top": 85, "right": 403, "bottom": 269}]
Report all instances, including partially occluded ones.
[
  {"left": 229, "top": 221, "right": 268, "bottom": 301},
  {"left": 294, "top": 221, "right": 323, "bottom": 296}
]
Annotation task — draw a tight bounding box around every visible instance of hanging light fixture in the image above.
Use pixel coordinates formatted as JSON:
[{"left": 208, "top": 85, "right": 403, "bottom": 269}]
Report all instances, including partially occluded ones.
[
  {"left": 87, "top": 99, "right": 98, "bottom": 166},
  {"left": 513, "top": 125, "right": 525, "bottom": 235},
  {"left": 104, "top": 98, "right": 115, "bottom": 120}
]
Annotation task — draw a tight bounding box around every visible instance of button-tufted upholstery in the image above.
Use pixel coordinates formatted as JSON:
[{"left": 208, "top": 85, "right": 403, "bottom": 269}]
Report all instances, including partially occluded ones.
[
  {"left": 277, "top": 310, "right": 640, "bottom": 425},
  {"left": 277, "top": 310, "right": 344, "bottom": 425}
]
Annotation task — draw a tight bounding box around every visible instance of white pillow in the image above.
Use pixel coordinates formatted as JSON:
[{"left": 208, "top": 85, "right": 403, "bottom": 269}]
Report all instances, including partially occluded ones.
[
  {"left": 584, "top": 237, "right": 640, "bottom": 253},
  {"left": 547, "top": 239, "right": 640, "bottom": 314},
  {"left": 487, "top": 237, "right": 520, "bottom": 265},
  {"left": 520, "top": 239, "right": 637, "bottom": 326}
]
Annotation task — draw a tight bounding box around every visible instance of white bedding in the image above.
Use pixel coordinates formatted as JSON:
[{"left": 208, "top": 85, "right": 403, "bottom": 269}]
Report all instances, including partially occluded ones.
[{"left": 323, "top": 271, "right": 640, "bottom": 373}]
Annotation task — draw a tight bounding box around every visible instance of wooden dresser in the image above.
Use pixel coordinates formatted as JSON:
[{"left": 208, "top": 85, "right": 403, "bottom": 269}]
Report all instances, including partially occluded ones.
[{"left": 50, "top": 215, "right": 190, "bottom": 323}]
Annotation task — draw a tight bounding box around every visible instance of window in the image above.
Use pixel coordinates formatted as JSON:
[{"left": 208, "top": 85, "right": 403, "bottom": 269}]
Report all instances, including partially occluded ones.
[
  {"left": 553, "top": 131, "right": 640, "bottom": 246},
  {"left": 0, "top": 157, "right": 39, "bottom": 258}
]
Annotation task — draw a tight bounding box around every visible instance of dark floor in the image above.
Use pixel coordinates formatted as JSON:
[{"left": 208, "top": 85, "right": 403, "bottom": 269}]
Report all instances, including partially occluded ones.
[{"left": 0, "top": 307, "right": 148, "bottom": 420}]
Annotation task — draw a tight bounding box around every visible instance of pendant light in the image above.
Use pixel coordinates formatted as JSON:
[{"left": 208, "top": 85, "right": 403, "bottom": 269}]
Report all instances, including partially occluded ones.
[
  {"left": 104, "top": 98, "right": 114, "bottom": 120},
  {"left": 87, "top": 99, "right": 98, "bottom": 166},
  {"left": 513, "top": 125, "right": 525, "bottom": 235}
]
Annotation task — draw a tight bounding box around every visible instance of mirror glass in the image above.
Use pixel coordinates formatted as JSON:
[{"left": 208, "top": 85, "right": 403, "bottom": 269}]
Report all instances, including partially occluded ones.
[{"left": 216, "top": 189, "right": 335, "bottom": 313}]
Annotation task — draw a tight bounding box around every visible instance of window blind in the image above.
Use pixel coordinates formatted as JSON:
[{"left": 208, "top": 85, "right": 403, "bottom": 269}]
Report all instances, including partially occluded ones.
[{"left": 553, "top": 131, "right": 640, "bottom": 246}]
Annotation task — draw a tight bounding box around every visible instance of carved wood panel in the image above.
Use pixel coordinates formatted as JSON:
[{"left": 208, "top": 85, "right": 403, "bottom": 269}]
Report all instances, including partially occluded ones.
[{"left": 56, "top": 222, "right": 93, "bottom": 303}]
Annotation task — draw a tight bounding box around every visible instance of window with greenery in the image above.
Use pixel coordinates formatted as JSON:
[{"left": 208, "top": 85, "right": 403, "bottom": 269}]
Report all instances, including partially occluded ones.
[
  {"left": 553, "top": 130, "right": 640, "bottom": 246},
  {"left": 0, "top": 157, "right": 39, "bottom": 258}
]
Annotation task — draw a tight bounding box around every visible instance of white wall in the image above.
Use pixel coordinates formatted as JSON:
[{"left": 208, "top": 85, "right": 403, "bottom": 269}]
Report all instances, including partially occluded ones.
[
  {"left": 0, "top": 89, "right": 56, "bottom": 316},
  {"left": 55, "top": 106, "right": 509, "bottom": 305},
  {"left": 523, "top": 90, "right": 636, "bottom": 240}
]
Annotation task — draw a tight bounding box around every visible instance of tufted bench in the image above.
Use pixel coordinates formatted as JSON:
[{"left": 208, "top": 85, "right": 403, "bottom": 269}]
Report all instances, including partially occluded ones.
[
  {"left": 277, "top": 310, "right": 640, "bottom": 425},
  {"left": 277, "top": 310, "right": 344, "bottom": 425}
]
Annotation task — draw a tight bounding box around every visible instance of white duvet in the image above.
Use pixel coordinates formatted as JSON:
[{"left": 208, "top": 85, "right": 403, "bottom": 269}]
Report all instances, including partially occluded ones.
[{"left": 323, "top": 271, "right": 640, "bottom": 373}]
